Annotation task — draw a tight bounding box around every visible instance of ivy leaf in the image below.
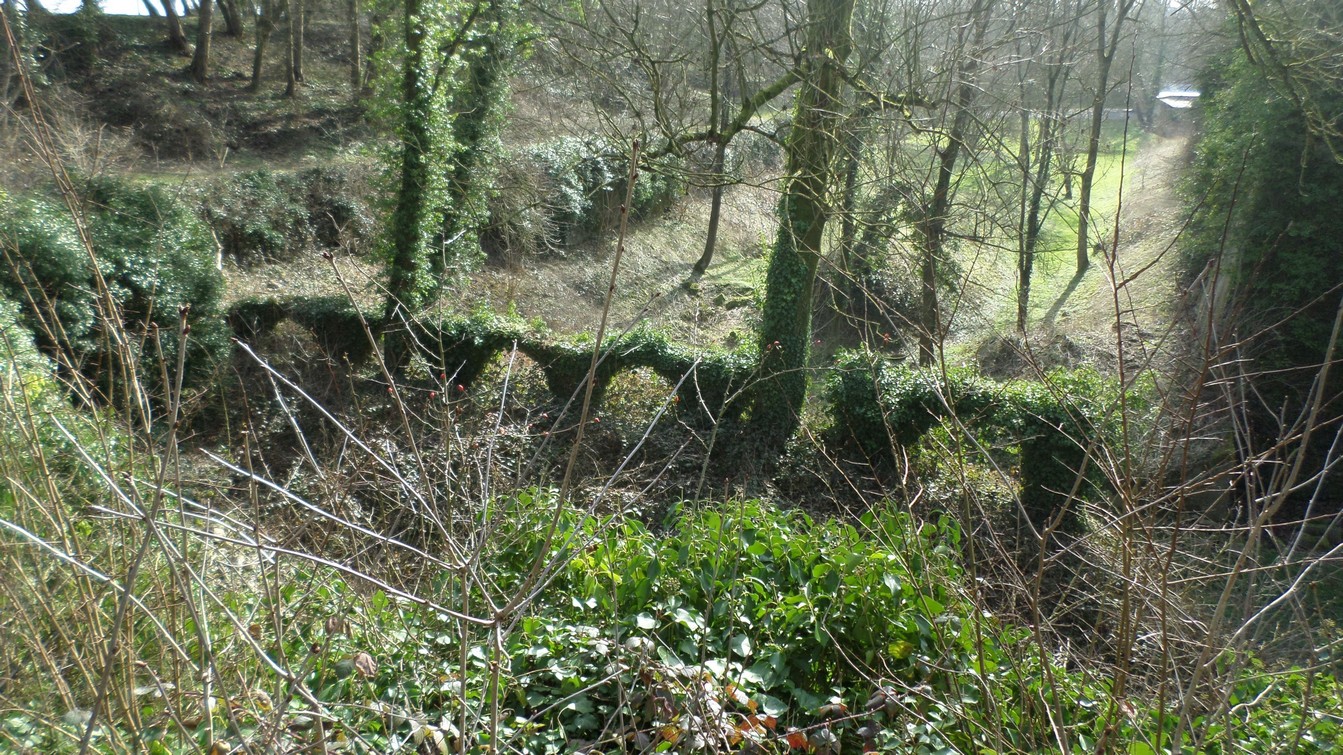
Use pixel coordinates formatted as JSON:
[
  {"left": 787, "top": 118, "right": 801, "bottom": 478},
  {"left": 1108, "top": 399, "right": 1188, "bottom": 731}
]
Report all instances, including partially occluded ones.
[{"left": 729, "top": 634, "right": 753, "bottom": 657}]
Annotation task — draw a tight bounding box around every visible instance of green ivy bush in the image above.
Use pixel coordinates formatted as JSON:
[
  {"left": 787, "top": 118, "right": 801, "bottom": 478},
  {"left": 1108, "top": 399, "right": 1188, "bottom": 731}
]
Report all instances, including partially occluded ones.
[
  {"left": 487, "top": 138, "right": 685, "bottom": 255},
  {"left": 0, "top": 181, "right": 227, "bottom": 395},
  {"left": 203, "top": 167, "right": 377, "bottom": 267},
  {"left": 226, "top": 295, "right": 379, "bottom": 366},
  {"left": 402, "top": 314, "right": 751, "bottom": 421},
  {"left": 827, "top": 350, "right": 1112, "bottom": 532},
  {"left": 82, "top": 176, "right": 229, "bottom": 390},
  {"left": 0, "top": 192, "right": 98, "bottom": 354},
  {"left": 411, "top": 310, "right": 530, "bottom": 390},
  {"left": 0, "top": 294, "right": 99, "bottom": 485},
  {"left": 226, "top": 296, "right": 291, "bottom": 343},
  {"left": 287, "top": 296, "right": 377, "bottom": 366},
  {"left": 1184, "top": 43, "right": 1343, "bottom": 511},
  {"left": 203, "top": 170, "right": 310, "bottom": 265}
]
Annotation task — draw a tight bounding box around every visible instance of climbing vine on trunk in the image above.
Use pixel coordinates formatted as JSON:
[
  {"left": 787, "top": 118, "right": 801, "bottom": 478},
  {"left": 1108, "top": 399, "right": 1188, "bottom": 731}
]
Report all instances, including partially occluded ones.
[{"left": 751, "top": 0, "right": 856, "bottom": 446}]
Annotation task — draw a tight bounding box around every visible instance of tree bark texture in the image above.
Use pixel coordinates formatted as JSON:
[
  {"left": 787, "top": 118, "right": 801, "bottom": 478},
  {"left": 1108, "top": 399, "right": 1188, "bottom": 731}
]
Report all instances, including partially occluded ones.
[
  {"left": 159, "top": 0, "right": 191, "bottom": 55},
  {"left": 752, "top": 0, "right": 856, "bottom": 444},
  {"left": 382, "top": 0, "right": 430, "bottom": 370},
  {"left": 347, "top": 0, "right": 361, "bottom": 94},
  {"left": 190, "top": 0, "right": 213, "bottom": 83},
  {"left": 249, "top": 0, "right": 280, "bottom": 91}
]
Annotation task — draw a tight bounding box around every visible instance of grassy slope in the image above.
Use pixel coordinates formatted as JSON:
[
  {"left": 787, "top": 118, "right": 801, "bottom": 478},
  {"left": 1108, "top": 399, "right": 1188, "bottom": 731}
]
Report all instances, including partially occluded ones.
[{"left": 944, "top": 123, "right": 1190, "bottom": 374}]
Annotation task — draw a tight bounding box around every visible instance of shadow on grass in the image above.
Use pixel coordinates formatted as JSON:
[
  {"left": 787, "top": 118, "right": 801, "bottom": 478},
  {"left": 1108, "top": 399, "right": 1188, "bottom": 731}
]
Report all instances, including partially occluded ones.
[{"left": 1042, "top": 268, "right": 1088, "bottom": 328}]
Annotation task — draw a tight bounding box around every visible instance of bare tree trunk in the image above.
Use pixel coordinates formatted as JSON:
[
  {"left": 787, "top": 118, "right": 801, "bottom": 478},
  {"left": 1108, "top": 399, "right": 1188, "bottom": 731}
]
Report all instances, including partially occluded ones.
[
  {"left": 283, "top": 0, "right": 297, "bottom": 96},
  {"left": 249, "top": 0, "right": 278, "bottom": 91},
  {"left": 347, "top": 0, "right": 360, "bottom": 95},
  {"left": 1075, "top": 85, "right": 1106, "bottom": 272},
  {"left": 362, "top": 8, "right": 383, "bottom": 90},
  {"left": 292, "top": 0, "right": 304, "bottom": 83},
  {"left": 917, "top": 0, "right": 992, "bottom": 366},
  {"left": 217, "top": 0, "right": 243, "bottom": 37},
  {"left": 190, "top": 0, "right": 213, "bottom": 83},
  {"left": 1017, "top": 34, "right": 1073, "bottom": 332},
  {"left": 1075, "top": 0, "right": 1137, "bottom": 273},
  {"left": 694, "top": 140, "right": 728, "bottom": 276},
  {"left": 159, "top": 0, "right": 191, "bottom": 55},
  {"left": 693, "top": 0, "right": 727, "bottom": 277},
  {"left": 142, "top": 0, "right": 159, "bottom": 16}
]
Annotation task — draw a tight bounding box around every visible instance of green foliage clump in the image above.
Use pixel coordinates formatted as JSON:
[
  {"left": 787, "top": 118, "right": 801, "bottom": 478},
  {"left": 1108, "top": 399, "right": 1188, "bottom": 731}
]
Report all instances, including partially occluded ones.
[
  {"left": 204, "top": 170, "right": 312, "bottom": 265},
  {"left": 227, "top": 295, "right": 377, "bottom": 365},
  {"left": 1187, "top": 51, "right": 1343, "bottom": 373},
  {"left": 0, "top": 180, "right": 227, "bottom": 394},
  {"left": 498, "top": 138, "right": 684, "bottom": 252},
  {"left": 1183, "top": 43, "right": 1343, "bottom": 508},
  {"left": 0, "top": 192, "right": 98, "bottom": 352},
  {"left": 412, "top": 309, "right": 529, "bottom": 389},
  {"left": 203, "top": 167, "right": 377, "bottom": 266},
  {"left": 477, "top": 497, "right": 1007, "bottom": 750},
  {"left": 288, "top": 296, "right": 377, "bottom": 365},
  {"left": 404, "top": 314, "right": 750, "bottom": 420},
  {"left": 828, "top": 350, "right": 1111, "bottom": 531},
  {"left": 82, "top": 176, "right": 229, "bottom": 388},
  {"left": 226, "top": 295, "right": 291, "bottom": 342}
]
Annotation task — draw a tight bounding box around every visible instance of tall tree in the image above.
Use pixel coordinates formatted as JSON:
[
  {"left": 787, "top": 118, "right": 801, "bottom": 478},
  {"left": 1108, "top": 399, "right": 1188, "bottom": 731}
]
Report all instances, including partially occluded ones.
[
  {"left": 1015, "top": 0, "right": 1080, "bottom": 331},
  {"left": 383, "top": 0, "right": 433, "bottom": 353},
  {"left": 292, "top": 0, "right": 304, "bottom": 83},
  {"left": 249, "top": 0, "right": 282, "bottom": 91},
  {"left": 159, "top": 0, "right": 191, "bottom": 55},
  {"left": 1074, "top": 0, "right": 1138, "bottom": 273},
  {"left": 217, "top": 0, "right": 243, "bottom": 37},
  {"left": 190, "top": 0, "right": 213, "bottom": 83},
  {"left": 915, "top": 0, "right": 994, "bottom": 365},
  {"left": 692, "top": 0, "right": 746, "bottom": 276},
  {"left": 752, "top": 0, "right": 857, "bottom": 442},
  {"left": 382, "top": 0, "right": 517, "bottom": 369},
  {"left": 347, "top": 0, "right": 361, "bottom": 94},
  {"left": 284, "top": 0, "right": 300, "bottom": 95},
  {"left": 538, "top": 0, "right": 794, "bottom": 276},
  {"left": 437, "top": 0, "right": 521, "bottom": 277}
]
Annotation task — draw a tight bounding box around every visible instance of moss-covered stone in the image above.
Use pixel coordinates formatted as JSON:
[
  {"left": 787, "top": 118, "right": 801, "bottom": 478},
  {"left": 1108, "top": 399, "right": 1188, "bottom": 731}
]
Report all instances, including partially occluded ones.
[{"left": 828, "top": 349, "right": 1112, "bottom": 534}]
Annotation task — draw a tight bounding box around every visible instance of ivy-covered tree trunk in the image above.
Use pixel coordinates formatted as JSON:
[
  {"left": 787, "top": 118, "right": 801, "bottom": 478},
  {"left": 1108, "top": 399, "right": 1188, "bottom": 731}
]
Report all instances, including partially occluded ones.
[
  {"left": 751, "top": 0, "right": 855, "bottom": 444},
  {"left": 382, "top": 0, "right": 431, "bottom": 370},
  {"left": 436, "top": 0, "right": 519, "bottom": 279}
]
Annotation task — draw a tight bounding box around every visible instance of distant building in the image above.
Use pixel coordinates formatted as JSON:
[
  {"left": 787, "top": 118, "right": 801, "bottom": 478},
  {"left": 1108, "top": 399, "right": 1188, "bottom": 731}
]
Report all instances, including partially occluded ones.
[{"left": 1154, "top": 89, "right": 1200, "bottom": 133}]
